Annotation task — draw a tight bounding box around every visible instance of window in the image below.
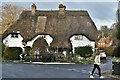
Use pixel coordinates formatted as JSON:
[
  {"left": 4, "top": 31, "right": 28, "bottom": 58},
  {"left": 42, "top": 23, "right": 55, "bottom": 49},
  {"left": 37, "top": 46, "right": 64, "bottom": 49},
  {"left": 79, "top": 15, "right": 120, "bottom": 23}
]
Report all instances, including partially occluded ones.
[
  {"left": 11, "top": 33, "right": 18, "bottom": 38},
  {"left": 15, "top": 34, "right": 18, "bottom": 38},
  {"left": 74, "top": 35, "right": 83, "bottom": 40},
  {"left": 42, "top": 35, "right": 46, "bottom": 38},
  {"left": 11, "top": 34, "right": 14, "bottom": 38}
]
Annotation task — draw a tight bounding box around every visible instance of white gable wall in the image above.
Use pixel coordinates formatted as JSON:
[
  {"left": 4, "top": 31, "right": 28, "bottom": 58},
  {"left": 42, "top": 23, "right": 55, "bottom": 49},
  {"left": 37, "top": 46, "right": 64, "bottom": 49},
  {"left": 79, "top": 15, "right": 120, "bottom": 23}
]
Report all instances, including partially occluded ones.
[
  {"left": 3, "top": 34, "right": 95, "bottom": 53},
  {"left": 3, "top": 34, "right": 53, "bottom": 52},
  {"left": 3, "top": 34, "right": 24, "bottom": 49},
  {"left": 70, "top": 35, "right": 95, "bottom": 53}
]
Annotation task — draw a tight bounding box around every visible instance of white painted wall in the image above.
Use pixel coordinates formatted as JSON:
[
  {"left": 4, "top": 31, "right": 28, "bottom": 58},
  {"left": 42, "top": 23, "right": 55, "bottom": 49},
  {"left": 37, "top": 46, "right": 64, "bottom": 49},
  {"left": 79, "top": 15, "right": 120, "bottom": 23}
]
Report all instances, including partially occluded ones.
[
  {"left": 70, "top": 35, "right": 95, "bottom": 53},
  {"left": 3, "top": 34, "right": 24, "bottom": 49},
  {"left": 3, "top": 34, "right": 95, "bottom": 54},
  {"left": 3, "top": 34, "right": 53, "bottom": 52}
]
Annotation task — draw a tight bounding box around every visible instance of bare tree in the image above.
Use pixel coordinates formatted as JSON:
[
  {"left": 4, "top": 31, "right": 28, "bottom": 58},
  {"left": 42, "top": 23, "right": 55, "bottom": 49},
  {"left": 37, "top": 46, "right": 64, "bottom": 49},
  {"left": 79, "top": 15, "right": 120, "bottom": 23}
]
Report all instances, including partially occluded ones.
[
  {"left": 100, "top": 25, "right": 108, "bottom": 31},
  {"left": 99, "top": 25, "right": 110, "bottom": 37},
  {"left": 1, "top": 3, "right": 23, "bottom": 34}
]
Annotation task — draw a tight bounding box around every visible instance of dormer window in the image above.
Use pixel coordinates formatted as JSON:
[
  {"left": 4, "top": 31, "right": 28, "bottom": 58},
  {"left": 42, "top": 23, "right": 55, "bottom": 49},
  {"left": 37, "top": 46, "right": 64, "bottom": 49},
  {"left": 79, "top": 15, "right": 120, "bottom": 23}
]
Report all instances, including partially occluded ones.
[
  {"left": 42, "top": 35, "right": 46, "bottom": 38},
  {"left": 11, "top": 33, "right": 18, "bottom": 38},
  {"left": 74, "top": 35, "right": 83, "bottom": 40}
]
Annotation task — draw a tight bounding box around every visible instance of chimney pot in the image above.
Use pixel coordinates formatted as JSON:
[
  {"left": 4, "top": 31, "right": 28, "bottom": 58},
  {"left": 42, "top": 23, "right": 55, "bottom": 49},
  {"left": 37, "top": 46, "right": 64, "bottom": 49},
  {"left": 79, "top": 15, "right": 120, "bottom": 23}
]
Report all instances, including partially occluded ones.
[{"left": 58, "top": 4, "right": 66, "bottom": 12}]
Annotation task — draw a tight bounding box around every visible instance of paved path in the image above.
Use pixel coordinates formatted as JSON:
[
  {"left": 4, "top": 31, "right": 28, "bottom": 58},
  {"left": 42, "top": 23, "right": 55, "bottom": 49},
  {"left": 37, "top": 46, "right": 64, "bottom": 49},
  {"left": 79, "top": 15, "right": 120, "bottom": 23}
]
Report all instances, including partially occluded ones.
[{"left": 2, "top": 58, "right": 112, "bottom": 78}]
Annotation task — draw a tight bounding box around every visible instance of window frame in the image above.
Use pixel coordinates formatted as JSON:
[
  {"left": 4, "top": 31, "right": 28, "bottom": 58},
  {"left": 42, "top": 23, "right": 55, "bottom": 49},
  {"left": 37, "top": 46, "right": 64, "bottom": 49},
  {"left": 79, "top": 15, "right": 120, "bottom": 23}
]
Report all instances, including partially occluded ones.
[
  {"left": 74, "top": 35, "right": 83, "bottom": 40},
  {"left": 11, "top": 33, "right": 19, "bottom": 38}
]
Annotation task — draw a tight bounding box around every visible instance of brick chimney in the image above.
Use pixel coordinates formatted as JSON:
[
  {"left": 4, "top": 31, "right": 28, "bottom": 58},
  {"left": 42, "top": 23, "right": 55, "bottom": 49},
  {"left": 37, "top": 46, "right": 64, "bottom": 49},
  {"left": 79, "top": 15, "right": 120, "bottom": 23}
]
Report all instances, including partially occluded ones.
[
  {"left": 31, "top": 3, "right": 37, "bottom": 14},
  {"left": 58, "top": 4, "right": 66, "bottom": 12}
]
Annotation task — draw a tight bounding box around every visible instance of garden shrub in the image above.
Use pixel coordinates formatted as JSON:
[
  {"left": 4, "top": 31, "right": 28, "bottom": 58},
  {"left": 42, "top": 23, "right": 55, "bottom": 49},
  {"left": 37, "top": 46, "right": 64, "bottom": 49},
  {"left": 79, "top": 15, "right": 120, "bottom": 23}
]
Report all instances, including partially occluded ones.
[
  {"left": 2, "top": 43, "right": 5, "bottom": 57},
  {"left": 117, "top": 23, "right": 120, "bottom": 40},
  {"left": 115, "top": 23, "right": 120, "bottom": 57},
  {"left": 113, "top": 46, "right": 120, "bottom": 57},
  {"left": 3, "top": 47, "right": 22, "bottom": 60},
  {"left": 100, "top": 47, "right": 116, "bottom": 56},
  {"left": 24, "top": 46, "right": 31, "bottom": 56},
  {"left": 75, "top": 46, "right": 93, "bottom": 59}
]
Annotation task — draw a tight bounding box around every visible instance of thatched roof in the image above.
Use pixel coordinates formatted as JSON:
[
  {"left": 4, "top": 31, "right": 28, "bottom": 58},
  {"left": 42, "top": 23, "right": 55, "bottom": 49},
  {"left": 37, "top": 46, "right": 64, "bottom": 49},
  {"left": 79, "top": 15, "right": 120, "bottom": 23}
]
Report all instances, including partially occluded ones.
[{"left": 2, "top": 4, "right": 98, "bottom": 49}]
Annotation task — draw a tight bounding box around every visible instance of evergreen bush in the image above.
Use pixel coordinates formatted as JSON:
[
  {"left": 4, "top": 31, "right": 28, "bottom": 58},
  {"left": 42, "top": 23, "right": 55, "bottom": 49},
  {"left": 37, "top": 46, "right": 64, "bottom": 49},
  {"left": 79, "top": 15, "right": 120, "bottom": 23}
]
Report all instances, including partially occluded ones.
[
  {"left": 117, "top": 23, "right": 120, "bottom": 40},
  {"left": 75, "top": 46, "right": 93, "bottom": 59},
  {"left": 2, "top": 43, "right": 5, "bottom": 57},
  {"left": 113, "top": 23, "right": 120, "bottom": 57},
  {"left": 113, "top": 46, "right": 120, "bottom": 57},
  {"left": 24, "top": 46, "right": 31, "bottom": 56},
  {"left": 3, "top": 47, "right": 22, "bottom": 60}
]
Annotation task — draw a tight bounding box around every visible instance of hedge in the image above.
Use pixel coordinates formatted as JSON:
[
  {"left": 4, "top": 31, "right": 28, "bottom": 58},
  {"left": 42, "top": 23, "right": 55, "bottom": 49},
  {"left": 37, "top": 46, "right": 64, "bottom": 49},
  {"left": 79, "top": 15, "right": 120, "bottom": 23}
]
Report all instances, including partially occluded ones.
[
  {"left": 113, "top": 46, "right": 120, "bottom": 57},
  {"left": 3, "top": 47, "right": 22, "bottom": 60},
  {"left": 75, "top": 46, "right": 93, "bottom": 59},
  {"left": 24, "top": 46, "right": 31, "bottom": 55}
]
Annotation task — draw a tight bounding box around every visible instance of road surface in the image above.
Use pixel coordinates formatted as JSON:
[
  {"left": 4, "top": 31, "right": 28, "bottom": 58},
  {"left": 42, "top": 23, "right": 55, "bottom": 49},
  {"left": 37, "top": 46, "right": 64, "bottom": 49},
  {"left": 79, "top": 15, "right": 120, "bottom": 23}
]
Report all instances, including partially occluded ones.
[{"left": 2, "top": 58, "right": 112, "bottom": 79}]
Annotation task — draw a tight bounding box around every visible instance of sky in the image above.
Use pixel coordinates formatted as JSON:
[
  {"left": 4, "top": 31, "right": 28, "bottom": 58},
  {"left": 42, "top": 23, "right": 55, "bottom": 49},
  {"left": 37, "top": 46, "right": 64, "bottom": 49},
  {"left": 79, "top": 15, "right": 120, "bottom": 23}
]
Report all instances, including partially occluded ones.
[{"left": 1, "top": 0, "right": 119, "bottom": 30}]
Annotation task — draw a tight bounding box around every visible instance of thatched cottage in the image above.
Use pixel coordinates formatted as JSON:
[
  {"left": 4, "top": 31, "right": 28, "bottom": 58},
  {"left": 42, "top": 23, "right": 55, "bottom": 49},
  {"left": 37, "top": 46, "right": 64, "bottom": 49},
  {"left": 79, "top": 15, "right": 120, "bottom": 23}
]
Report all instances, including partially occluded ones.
[{"left": 2, "top": 3, "right": 97, "bottom": 55}]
